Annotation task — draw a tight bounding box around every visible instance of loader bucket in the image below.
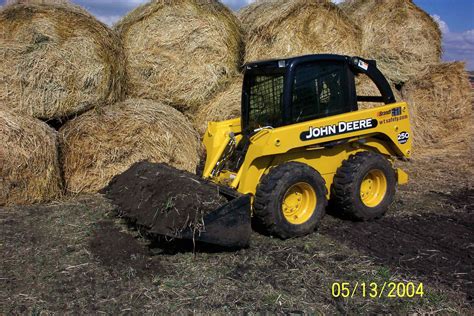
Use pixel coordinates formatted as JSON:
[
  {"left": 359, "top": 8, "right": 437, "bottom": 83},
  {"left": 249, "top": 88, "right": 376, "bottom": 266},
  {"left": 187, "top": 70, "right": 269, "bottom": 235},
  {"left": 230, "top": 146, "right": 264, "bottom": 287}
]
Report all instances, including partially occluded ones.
[
  {"left": 101, "top": 161, "right": 252, "bottom": 249},
  {"left": 159, "top": 194, "right": 252, "bottom": 248}
]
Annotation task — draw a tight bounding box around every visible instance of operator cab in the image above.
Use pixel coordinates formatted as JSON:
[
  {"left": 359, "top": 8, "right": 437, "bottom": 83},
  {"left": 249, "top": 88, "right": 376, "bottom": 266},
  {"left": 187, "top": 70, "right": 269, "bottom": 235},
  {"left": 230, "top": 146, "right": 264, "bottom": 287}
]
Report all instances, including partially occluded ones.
[{"left": 242, "top": 54, "right": 396, "bottom": 134}]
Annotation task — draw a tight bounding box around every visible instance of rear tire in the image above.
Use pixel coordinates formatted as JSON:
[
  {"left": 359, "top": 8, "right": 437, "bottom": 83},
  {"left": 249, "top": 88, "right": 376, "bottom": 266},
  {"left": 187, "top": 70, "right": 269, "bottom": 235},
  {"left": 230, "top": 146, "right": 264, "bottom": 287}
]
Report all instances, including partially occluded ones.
[
  {"left": 254, "top": 162, "right": 327, "bottom": 239},
  {"left": 331, "top": 151, "right": 396, "bottom": 221}
]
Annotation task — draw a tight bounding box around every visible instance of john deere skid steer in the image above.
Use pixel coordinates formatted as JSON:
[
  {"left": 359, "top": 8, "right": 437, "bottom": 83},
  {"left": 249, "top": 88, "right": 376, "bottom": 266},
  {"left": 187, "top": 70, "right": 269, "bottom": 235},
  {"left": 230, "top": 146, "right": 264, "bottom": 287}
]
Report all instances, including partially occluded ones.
[{"left": 105, "top": 54, "right": 412, "bottom": 248}]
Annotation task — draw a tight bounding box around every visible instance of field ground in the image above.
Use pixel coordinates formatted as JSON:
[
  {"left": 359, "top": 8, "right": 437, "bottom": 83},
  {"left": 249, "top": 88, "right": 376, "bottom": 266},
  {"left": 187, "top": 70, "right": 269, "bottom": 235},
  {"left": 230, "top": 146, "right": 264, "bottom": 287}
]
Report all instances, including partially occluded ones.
[{"left": 1, "top": 136, "right": 473, "bottom": 314}]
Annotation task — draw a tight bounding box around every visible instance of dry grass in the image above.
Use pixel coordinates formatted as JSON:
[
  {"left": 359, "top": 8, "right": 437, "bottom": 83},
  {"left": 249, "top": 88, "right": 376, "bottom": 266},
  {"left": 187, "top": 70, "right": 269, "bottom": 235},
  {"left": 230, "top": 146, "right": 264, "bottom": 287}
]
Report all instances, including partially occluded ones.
[
  {"left": 194, "top": 76, "right": 242, "bottom": 136},
  {"left": 59, "top": 99, "right": 201, "bottom": 194},
  {"left": 239, "top": 0, "right": 362, "bottom": 63},
  {"left": 115, "top": 0, "right": 243, "bottom": 113},
  {"left": 0, "top": 108, "right": 62, "bottom": 206},
  {"left": 401, "top": 62, "right": 472, "bottom": 149},
  {"left": 0, "top": 3, "right": 125, "bottom": 120},
  {"left": 341, "top": 0, "right": 441, "bottom": 84}
]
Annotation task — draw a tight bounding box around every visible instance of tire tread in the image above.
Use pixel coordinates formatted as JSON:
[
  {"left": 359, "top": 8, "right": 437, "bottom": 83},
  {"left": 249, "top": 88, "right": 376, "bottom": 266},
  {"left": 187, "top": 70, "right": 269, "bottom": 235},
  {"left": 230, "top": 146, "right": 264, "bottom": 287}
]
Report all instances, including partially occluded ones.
[
  {"left": 331, "top": 151, "right": 395, "bottom": 221},
  {"left": 254, "top": 162, "right": 328, "bottom": 238}
]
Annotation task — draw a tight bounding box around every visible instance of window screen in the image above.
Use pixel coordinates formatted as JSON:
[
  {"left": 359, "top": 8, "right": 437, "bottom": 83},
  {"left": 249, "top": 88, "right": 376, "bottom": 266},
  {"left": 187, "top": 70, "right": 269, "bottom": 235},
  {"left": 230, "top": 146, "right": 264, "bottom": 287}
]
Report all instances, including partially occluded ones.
[
  {"left": 292, "top": 62, "right": 348, "bottom": 123},
  {"left": 248, "top": 74, "right": 284, "bottom": 130}
]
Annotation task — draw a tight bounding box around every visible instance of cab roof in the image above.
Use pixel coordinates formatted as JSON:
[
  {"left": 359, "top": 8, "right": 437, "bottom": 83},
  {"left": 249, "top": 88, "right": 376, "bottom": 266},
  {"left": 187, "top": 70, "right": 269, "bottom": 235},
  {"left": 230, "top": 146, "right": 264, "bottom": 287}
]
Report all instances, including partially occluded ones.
[{"left": 244, "top": 54, "right": 376, "bottom": 72}]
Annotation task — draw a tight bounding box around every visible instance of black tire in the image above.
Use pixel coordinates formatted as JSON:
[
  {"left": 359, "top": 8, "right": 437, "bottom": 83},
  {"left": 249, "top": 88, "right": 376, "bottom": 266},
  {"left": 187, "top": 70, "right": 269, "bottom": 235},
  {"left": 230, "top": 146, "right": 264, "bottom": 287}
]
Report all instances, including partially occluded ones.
[
  {"left": 195, "top": 157, "right": 205, "bottom": 177},
  {"left": 254, "top": 162, "right": 328, "bottom": 239},
  {"left": 331, "top": 151, "right": 396, "bottom": 221}
]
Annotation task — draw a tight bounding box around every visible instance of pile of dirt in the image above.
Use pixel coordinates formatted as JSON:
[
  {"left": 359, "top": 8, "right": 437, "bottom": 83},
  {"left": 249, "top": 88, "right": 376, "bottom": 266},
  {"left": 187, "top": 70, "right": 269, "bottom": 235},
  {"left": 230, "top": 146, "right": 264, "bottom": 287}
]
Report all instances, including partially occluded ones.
[
  {"left": 0, "top": 108, "right": 62, "bottom": 206},
  {"left": 239, "top": 0, "right": 361, "bottom": 63},
  {"left": 89, "top": 221, "right": 161, "bottom": 275},
  {"left": 115, "top": 0, "right": 242, "bottom": 113},
  {"left": 59, "top": 99, "right": 201, "bottom": 194},
  {"left": 341, "top": 0, "right": 441, "bottom": 83},
  {"left": 102, "top": 162, "right": 228, "bottom": 239},
  {"left": 0, "top": 2, "right": 125, "bottom": 120},
  {"left": 401, "top": 62, "right": 472, "bottom": 148}
]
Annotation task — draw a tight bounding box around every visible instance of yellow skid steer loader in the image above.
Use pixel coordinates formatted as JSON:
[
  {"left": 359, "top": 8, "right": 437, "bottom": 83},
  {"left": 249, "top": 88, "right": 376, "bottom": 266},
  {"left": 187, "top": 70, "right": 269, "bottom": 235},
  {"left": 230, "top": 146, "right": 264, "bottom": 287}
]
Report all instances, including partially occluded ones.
[{"left": 104, "top": 54, "right": 412, "bottom": 248}]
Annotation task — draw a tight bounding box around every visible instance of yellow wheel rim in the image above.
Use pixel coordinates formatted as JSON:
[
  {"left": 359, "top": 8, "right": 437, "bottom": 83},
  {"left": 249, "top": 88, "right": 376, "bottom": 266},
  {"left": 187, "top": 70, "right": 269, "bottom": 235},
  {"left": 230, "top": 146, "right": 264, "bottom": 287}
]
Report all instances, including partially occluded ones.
[
  {"left": 282, "top": 182, "right": 317, "bottom": 225},
  {"left": 360, "top": 169, "right": 387, "bottom": 207}
]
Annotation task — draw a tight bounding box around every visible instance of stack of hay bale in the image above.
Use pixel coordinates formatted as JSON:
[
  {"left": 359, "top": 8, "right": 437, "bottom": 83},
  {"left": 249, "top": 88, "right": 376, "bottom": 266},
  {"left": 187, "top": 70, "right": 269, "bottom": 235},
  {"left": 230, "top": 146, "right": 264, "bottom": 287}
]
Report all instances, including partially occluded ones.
[
  {"left": 61, "top": 0, "right": 244, "bottom": 194},
  {"left": 340, "top": 0, "right": 472, "bottom": 149},
  {"left": 0, "top": 0, "right": 242, "bottom": 205},
  {"left": 1, "top": 0, "right": 472, "bottom": 206},
  {"left": 0, "top": 1, "right": 125, "bottom": 205}
]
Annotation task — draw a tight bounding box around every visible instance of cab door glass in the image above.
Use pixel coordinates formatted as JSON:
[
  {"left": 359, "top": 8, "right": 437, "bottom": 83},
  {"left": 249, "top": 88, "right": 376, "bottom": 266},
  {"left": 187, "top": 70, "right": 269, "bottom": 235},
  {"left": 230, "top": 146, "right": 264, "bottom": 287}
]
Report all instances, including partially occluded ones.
[{"left": 292, "top": 62, "right": 348, "bottom": 123}]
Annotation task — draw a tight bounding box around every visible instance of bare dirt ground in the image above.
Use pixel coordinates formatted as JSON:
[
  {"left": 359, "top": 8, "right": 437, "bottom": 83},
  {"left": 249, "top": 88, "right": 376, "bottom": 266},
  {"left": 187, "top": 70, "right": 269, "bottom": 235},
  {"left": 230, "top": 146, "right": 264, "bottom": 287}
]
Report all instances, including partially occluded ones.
[{"left": 1, "top": 135, "right": 472, "bottom": 314}]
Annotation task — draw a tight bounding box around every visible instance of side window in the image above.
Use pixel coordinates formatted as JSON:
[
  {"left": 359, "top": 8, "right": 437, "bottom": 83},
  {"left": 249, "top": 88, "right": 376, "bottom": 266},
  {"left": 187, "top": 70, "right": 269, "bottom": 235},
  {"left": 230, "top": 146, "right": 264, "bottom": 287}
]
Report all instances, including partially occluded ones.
[
  {"left": 292, "top": 62, "right": 349, "bottom": 123},
  {"left": 248, "top": 75, "right": 284, "bottom": 130}
]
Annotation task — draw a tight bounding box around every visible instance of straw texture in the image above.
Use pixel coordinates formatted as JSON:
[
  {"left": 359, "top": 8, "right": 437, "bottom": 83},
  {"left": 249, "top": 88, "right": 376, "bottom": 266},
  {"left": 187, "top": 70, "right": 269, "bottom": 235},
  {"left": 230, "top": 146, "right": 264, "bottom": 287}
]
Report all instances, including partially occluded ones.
[
  {"left": 0, "top": 108, "right": 62, "bottom": 206},
  {"left": 59, "top": 99, "right": 201, "bottom": 193},
  {"left": 0, "top": 2, "right": 125, "bottom": 120}
]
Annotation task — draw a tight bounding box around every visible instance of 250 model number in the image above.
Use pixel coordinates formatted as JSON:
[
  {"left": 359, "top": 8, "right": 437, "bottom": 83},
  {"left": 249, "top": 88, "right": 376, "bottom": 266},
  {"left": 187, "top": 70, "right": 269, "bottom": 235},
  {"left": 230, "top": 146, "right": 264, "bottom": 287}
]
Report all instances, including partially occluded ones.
[
  {"left": 398, "top": 131, "right": 410, "bottom": 144},
  {"left": 331, "top": 282, "right": 424, "bottom": 299}
]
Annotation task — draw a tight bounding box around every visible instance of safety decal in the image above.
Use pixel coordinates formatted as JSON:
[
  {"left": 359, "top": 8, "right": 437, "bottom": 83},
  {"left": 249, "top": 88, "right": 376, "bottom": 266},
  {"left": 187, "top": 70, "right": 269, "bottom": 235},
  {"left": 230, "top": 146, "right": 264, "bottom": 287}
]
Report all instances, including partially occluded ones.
[
  {"left": 377, "top": 106, "right": 403, "bottom": 117},
  {"left": 358, "top": 60, "right": 369, "bottom": 71}
]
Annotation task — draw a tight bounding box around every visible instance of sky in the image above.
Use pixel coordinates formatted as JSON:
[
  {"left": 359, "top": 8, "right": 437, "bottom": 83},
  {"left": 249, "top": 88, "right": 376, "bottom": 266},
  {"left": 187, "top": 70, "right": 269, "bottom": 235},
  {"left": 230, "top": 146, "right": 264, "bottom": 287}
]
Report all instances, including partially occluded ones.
[{"left": 1, "top": 0, "right": 473, "bottom": 69}]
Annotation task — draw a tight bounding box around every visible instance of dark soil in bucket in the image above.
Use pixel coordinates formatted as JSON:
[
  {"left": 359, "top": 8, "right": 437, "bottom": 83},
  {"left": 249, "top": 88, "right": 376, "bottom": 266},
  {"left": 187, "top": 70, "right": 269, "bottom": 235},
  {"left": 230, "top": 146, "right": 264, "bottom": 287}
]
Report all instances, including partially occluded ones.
[{"left": 101, "top": 162, "right": 228, "bottom": 239}]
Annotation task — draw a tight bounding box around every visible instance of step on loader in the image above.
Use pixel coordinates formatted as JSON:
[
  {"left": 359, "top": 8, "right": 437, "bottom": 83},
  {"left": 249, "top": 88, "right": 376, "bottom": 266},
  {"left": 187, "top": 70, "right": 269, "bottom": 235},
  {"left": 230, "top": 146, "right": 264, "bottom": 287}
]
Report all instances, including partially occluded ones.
[{"left": 104, "top": 54, "right": 412, "bottom": 248}]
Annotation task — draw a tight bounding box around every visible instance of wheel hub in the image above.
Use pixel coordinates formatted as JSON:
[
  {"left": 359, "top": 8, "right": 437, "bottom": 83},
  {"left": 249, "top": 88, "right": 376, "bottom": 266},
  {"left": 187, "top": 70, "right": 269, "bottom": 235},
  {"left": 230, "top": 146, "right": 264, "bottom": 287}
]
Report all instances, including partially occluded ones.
[
  {"left": 360, "top": 169, "right": 387, "bottom": 207},
  {"left": 282, "top": 182, "right": 317, "bottom": 225}
]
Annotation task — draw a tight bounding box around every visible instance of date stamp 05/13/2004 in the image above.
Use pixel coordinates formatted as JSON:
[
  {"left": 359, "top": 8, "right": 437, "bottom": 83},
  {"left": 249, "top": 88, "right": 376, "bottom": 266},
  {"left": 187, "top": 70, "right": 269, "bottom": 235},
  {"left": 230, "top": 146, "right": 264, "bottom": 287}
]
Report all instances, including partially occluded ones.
[{"left": 331, "top": 282, "right": 424, "bottom": 299}]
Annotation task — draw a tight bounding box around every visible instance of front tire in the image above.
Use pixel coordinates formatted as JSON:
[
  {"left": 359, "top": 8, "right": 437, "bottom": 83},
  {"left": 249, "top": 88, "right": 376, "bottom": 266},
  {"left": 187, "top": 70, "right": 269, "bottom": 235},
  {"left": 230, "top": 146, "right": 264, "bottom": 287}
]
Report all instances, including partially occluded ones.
[
  {"left": 254, "top": 162, "right": 328, "bottom": 239},
  {"left": 331, "top": 151, "right": 396, "bottom": 221}
]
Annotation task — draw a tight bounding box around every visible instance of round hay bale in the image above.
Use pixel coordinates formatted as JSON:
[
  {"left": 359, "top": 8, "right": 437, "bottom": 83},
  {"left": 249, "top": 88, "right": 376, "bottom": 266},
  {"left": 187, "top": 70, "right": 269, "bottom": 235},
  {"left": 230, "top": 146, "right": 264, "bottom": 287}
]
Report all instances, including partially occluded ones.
[
  {"left": 340, "top": 0, "right": 442, "bottom": 84},
  {"left": 401, "top": 62, "right": 472, "bottom": 148},
  {"left": 0, "top": 3, "right": 125, "bottom": 120},
  {"left": 194, "top": 76, "right": 242, "bottom": 136},
  {"left": 239, "top": 0, "right": 362, "bottom": 63},
  {"left": 238, "top": 0, "right": 272, "bottom": 30},
  {"left": 355, "top": 75, "right": 401, "bottom": 110},
  {"left": 59, "top": 99, "right": 201, "bottom": 194},
  {"left": 0, "top": 108, "right": 62, "bottom": 206},
  {"left": 115, "top": 0, "right": 243, "bottom": 113}
]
